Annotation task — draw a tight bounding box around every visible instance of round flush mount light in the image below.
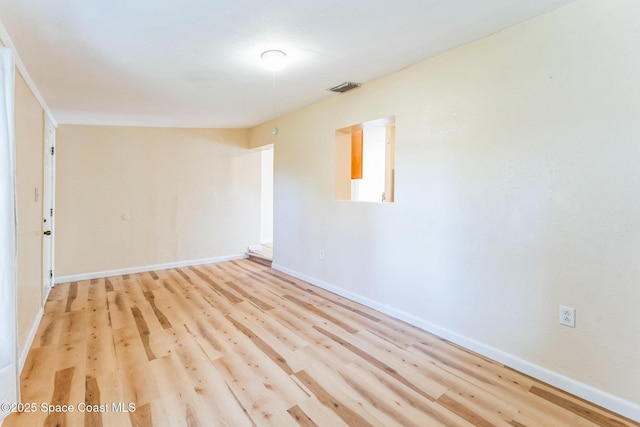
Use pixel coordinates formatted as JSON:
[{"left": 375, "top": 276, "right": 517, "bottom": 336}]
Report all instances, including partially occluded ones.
[{"left": 261, "top": 50, "right": 287, "bottom": 71}]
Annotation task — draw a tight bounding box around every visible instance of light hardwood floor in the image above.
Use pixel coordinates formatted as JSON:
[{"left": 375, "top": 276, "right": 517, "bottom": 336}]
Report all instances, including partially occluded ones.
[{"left": 3, "top": 259, "right": 637, "bottom": 426}]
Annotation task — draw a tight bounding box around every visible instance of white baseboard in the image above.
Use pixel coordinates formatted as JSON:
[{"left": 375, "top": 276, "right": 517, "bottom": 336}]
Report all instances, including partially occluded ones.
[
  {"left": 272, "top": 263, "right": 640, "bottom": 423},
  {"left": 54, "top": 254, "right": 247, "bottom": 284},
  {"left": 19, "top": 306, "right": 43, "bottom": 373}
]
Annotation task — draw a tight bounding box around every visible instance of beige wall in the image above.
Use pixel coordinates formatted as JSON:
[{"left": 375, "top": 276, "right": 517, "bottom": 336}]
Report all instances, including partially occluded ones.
[
  {"left": 14, "top": 70, "right": 44, "bottom": 351},
  {"left": 250, "top": 0, "right": 640, "bottom": 409},
  {"left": 55, "top": 125, "right": 261, "bottom": 277}
]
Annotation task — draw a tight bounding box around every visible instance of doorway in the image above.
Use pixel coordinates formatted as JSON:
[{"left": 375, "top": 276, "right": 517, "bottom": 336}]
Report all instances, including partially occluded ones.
[
  {"left": 260, "top": 145, "right": 273, "bottom": 245},
  {"left": 248, "top": 145, "right": 274, "bottom": 265}
]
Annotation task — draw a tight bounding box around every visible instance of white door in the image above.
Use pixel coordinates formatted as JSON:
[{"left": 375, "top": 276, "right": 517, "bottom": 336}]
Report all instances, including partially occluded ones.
[{"left": 42, "top": 118, "right": 55, "bottom": 302}]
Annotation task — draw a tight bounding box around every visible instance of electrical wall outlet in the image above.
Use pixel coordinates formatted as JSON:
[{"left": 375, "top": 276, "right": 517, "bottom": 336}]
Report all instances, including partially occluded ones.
[
  {"left": 319, "top": 250, "right": 325, "bottom": 261},
  {"left": 559, "top": 305, "right": 576, "bottom": 327}
]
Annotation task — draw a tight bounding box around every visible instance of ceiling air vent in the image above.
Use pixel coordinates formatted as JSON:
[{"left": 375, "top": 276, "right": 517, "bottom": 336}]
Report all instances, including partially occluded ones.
[{"left": 328, "top": 81, "right": 361, "bottom": 93}]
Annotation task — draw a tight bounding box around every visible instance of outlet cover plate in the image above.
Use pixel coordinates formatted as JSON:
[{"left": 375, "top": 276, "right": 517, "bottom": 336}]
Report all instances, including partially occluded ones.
[{"left": 559, "top": 305, "right": 576, "bottom": 327}]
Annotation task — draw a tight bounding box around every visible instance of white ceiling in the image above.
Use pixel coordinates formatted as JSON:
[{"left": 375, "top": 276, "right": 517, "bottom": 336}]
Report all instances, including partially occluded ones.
[{"left": 0, "top": 0, "right": 576, "bottom": 128}]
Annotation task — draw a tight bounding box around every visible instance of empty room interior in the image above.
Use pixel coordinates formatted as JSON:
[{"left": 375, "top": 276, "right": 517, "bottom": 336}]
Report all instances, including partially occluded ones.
[{"left": 1, "top": 0, "right": 640, "bottom": 426}]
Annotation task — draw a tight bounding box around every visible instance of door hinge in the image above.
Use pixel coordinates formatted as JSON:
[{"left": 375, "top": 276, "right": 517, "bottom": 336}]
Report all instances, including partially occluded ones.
[
  {"left": 51, "top": 146, "right": 54, "bottom": 155},
  {"left": 49, "top": 270, "right": 53, "bottom": 279},
  {"left": 50, "top": 208, "right": 53, "bottom": 217}
]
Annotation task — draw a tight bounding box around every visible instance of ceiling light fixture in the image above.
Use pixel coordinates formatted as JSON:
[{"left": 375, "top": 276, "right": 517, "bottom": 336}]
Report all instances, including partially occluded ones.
[{"left": 261, "top": 50, "right": 287, "bottom": 71}]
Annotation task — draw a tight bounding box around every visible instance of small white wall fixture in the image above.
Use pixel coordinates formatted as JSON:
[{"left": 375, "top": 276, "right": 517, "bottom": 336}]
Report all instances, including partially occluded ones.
[{"left": 0, "top": 46, "right": 19, "bottom": 422}]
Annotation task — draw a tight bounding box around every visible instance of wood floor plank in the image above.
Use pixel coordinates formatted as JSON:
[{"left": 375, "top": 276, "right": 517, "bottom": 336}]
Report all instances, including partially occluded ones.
[
  {"left": 343, "top": 356, "right": 478, "bottom": 427},
  {"left": 107, "top": 290, "right": 135, "bottom": 331},
  {"left": 225, "top": 313, "right": 295, "bottom": 375},
  {"left": 6, "top": 259, "right": 638, "bottom": 427},
  {"left": 407, "top": 342, "right": 600, "bottom": 427},
  {"left": 411, "top": 339, "right": 530, "bottom": 391},
  {"left": 248, "top": 267, "right": 384, "bottom": 331},
  {"left": 32, "top": 312, "right": 63, "bottom": 348},
  {"left": 436, "top": 393, "right": 495, "bottom": 427},
  {"left": 94, "top": 372, "right": 133, "bottom": 427},
  {"left": 112, "top": 325, "right": 160, "bottom": 405},
  {"left": 151, "top": 282, "right": 225, "bottom": 363},
  {"left": 188, "top": 266, "right": 243, "bottom": 304},
  {"left": 202, "top": 264, "right": 289, "bottom": 312},
  {"left": 85, "top": 308, "right": 117, "bottom": 378},
  {"left": 142, "top": 289, "right": 171, "bottom": 329},
  {"left": 225, "top": 279, "right": 275, "bottom": 311},
  {"left": 166, "top": 268, "right": 233, "bottom": 315},
  {"left": 163, "top": 328, "right": 255, "bottom": 427},
  {"left": 44, "top": 366, "right": 75, "bottom": 427},
  {"left": 293, "top": 364, "right": 418, "bottom": 427},
  {"left": 148, "top": 352, "right": 211, "bottom": 427},
  {"left": 42, "top": 298, "right": 66, "bottom": 317},
  {"left": 55, "top": 311, "right": 88, "bottom": 371},
  {"left": 230, "top": 302, "right": 309, "bottom": 372},
  {"left": 131, "top": 306, "right": 157, "bottom": 361},
  {"left": 271, "top": 306, "right": 373, "bottom": 369},
  {"left": 313, "top": 325, "right": 445, "bottom": 402},
  {"left": 295, "top": 370, "right": 376, "bottom": 427},
  {"left": 354, "top": 327, "right": 574, "bottom": 426},
  {"left": 284, "top": 295, "right": 358, "bottom": 334},
  {"left": 64, "top": 281, "right": 78, "bottom": 313},
  {"left": 129, "top": 402, "right": 153, "bottom": 427},
  {"left": 289, "top": 398, "right": 352, "bottom": 427},
  {"left": 135, "top": 299, "right": 169, "bottom": 338},
  {"left": 214, "top": 357, "right": 300, "bottom": 427},
  {"left": 211, "top": 323, "right": 309, "bottom": 410},
  {"left": 336, "top": 361, "right": 467, "bottom": 427},
  {"left": 19, "top": 346, "right": 57, "bottom": 403},
  {"left": 104, "top": 277, "right": 115, "bottom": 292},
  {"left": 87, "top": 277, "right": 109, "bottom": 312},
  {"left": 530, "top": 384, "right": 631, "bottom": 427},
  {"left": 84, "top": 376, "right": 104, "bottom": 427},
  {"left": 302, "top": 349, "right": 464, "bottom": 427},
  {"left": 287, "top": 405, "right": 319, "bottom": 427}
]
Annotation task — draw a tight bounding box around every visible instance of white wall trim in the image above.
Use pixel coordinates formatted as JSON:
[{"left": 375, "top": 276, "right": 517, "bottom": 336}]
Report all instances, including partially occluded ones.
[
  {"left": 0, "top": 18, "right": 57, "bottom": 127},
  {"left": 272, "top": 263, "right": 640, "bottom": 423},
  {"left": 54, "top": 254, "right": 247, "bottom": 284},
  {"left": 18, "top": 306, "right": 43, "bottom": 373}
]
